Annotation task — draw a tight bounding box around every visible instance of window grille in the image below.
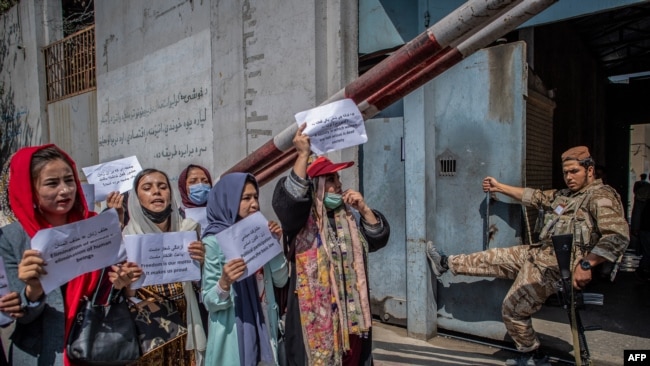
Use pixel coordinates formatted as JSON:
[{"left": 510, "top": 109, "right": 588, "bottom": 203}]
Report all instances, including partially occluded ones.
[
  {"left": 438, "top": 149, "right": 458, "bottom": 177},
  {"left": 44, "top": 25, "right": 96, "bottom": 103}
]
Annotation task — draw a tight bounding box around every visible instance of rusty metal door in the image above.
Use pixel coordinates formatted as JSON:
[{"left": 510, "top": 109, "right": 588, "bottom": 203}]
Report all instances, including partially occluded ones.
[{"left": 430, "top": 42, "right": 527, "bottom": 340}]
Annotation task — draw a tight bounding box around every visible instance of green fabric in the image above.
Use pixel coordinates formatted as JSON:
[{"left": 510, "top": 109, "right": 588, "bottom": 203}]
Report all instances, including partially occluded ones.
[{"left": 201, "top": 235, "right": 288, "bottom": 366}]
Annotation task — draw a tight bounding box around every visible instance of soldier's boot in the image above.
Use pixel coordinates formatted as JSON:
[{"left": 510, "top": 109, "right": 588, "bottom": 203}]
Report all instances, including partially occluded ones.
[
  {"left": 425, "top": 241, "right": 448, "bottom": 276},
  {"left": 504, "top": 351, "right": 550, "bottom": 366}
]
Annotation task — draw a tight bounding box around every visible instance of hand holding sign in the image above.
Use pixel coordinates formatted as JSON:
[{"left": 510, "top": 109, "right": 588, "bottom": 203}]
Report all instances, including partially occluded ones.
[
  {"left": 214, "top": 212, "right": 283, "bottom": 281},
  {"left": 219, "top": 259, "right": 247, "bottom": 290},
  {"left": 29, "top": 209, "right": 124, "bottom": 294},
  {"left": 17, "top": 249, "right": 47, "bottom": 300},
  {"left": 187, "top": 240, "right": 206, "bottom": 265},
  {"left": 108, "top": 262, "right": 143, "bottom": 290},
  {"left": 217, "top": 221, "right": 282, "bottom": 290},
  {"left": 294, "top": 98, "right": 368, "bottom": 155},
  {"left": 124, "top": 231, "right": 201, "bottom": 288}
]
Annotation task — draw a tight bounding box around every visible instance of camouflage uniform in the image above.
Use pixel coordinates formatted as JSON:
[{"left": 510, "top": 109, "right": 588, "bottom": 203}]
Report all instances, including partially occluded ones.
[{"left": 448, "top": 179, "right": 629, "bottom": 352}]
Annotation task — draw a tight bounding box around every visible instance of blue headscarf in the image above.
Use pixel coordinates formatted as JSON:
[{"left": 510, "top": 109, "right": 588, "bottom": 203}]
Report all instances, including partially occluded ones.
[
  {"left": 202, "top": 172, "right": 256, "bottom": 238},
  {"left": 202, "top": 172, "right": 274, "bottom": 366}
]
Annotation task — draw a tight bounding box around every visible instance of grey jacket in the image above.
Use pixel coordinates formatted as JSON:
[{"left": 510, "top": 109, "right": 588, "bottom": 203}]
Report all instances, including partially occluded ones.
[{"left": 0, "top": 222, "right": 65, "bottom": 366}]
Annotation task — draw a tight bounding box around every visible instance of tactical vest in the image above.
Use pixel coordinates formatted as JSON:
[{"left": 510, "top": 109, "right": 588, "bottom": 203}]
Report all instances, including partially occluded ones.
[{"left": 538, "top": 182, "right": 615, "bottom": 256}]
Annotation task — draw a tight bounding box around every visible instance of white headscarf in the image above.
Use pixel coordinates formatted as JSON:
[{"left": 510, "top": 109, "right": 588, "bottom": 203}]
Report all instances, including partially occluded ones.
[{"left": 123, "top": 171, "right": 207, "bottom": 364}]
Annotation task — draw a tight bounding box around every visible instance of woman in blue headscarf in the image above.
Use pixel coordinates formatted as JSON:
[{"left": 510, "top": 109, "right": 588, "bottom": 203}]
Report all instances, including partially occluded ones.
[{"left": 201, "top": 173, "right": 288, "bottom": 366}]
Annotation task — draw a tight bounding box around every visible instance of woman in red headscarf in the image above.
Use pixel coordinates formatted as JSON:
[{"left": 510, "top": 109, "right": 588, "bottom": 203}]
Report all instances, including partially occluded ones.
[{"left": 0, "top": 144, "right": 126, "bottom": 366}]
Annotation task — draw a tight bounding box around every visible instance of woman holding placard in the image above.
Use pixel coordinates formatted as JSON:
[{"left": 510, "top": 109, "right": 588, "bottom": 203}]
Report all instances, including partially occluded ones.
[
  {"left": 201, "top": 172, "right": 288, "bottom": 366},
  {"left": 115, "top": 168, "right": 206, "bottom": 366},
  {"left": 0, "top": 144, "right": 114, "bottom": 366},
  {"left": 272, "top": 124, "right": 390, "bottom": 366}
]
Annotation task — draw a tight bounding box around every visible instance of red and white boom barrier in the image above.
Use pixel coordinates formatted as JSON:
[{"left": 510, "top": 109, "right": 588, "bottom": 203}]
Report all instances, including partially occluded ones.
[{"left": 223, "top": 0, "right": 558, "bottom": 186}]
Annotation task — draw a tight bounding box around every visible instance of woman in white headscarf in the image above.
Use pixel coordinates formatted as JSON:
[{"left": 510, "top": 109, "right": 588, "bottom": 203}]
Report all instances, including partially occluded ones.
[{"left": 116, "top": 168, "right": 207, "bottom": 366}]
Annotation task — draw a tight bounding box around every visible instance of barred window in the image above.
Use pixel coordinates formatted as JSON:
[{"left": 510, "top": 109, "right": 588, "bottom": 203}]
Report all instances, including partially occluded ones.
[{"left": 44, "top": 25, "right": 96, "bottom": 103}]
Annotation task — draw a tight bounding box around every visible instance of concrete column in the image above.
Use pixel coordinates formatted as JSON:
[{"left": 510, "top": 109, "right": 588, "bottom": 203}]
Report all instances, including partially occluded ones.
[{"left": 404, "top": 88, "right": 437, "bottom": 339}]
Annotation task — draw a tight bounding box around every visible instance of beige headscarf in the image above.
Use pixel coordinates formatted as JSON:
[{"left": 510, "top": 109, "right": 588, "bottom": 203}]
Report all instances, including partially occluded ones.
[{"left": 123, "top": 173, "right": 207, "bottom": 365}]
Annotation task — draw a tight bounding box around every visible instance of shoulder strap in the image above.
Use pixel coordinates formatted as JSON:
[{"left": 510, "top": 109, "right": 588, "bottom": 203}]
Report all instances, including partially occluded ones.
[{"left": 89, "top": 267, "right": 108, "bottom": 305}]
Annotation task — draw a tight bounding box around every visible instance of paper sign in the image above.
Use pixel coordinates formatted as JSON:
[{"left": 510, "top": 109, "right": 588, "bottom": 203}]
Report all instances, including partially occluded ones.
[
  {"left": 0, "top": 260, "right": 13, "bottom": 326},
  {"left": 81, "top": 183, "right": 95, "bottom": 207},
  {"left": 214, "top": 211, "right": 282, "bottom": 280},
  {"left": 124, "top": 231, "right": 201, "bottom": 288},
  {"left": 82, "top": 156, "right": 142, "bottom": 201},
  {"left": 294, "top": 98, "right": 368, "bottom": 155},
  {"left": 30, "top": 209, "right": 124, "bottom": 295},
  {"left": 184, "top": 207, "right": 207, "bottom": 236}
]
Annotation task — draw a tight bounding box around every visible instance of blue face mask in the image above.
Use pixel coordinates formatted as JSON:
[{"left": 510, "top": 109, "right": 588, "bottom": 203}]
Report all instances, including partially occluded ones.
[
  {"left": 323, "top": 193, "right": 343, "bottom": 209},
  {"left": 188, "top": 183, "right": 211, "bottom": 205}
]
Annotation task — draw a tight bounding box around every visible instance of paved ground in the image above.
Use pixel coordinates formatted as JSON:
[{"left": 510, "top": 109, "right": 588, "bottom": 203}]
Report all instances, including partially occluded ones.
[
  {"left": 1, "top": 271, "right": 647, "bottom": 365},
  {"left": 372, "top": 270, "right": 650, "bottom": 365},
  {"left": 373, "top": 321, "right": 512, "bottom": 365}
]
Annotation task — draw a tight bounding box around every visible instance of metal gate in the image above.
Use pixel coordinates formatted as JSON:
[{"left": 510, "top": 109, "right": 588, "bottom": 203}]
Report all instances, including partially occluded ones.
[{"left": 364, "top": 41, "right": 529, "bottom": 341}]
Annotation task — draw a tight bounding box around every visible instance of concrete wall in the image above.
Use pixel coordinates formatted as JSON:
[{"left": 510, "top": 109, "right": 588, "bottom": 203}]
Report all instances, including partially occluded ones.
[
  {"left": 95, "top": 0, "right": 358, "bottom": 213},
  {"left": 210, "top": 0, "right": 359, "bottom": 204},
  {"left": 0, "top": 0, "right": 62, "bottom": 167},
  {"left": 94, "top": 0, "right": 213, "bottom": 185},
  {"left": 47, "top": 91, "right": 98, "bottom": 172}
]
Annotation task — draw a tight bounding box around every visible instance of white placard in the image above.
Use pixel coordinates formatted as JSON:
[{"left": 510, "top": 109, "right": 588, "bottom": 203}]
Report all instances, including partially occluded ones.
[
  {"left": 30, "top": 209, "right": 124, "bottom": 295},
  {"left": 0, "top": 260, "right": 13, "bottom": 326},
  {"left": 294, "top": 98, "right": 368, "bottom": 155},
  {"left": 81, "top": 183, "right": 95, "bottom": 207},
  {"left": 214, "top": 212, "right": 282, "bottom": 280},
  {"left": 81, "top": 156, "right": 142, "bottom": 202},
  {"left": 124, "top": 231, "right": 201, "bottom": 288},
  {"left": 184, "top": 207, "right": 207, "bottom": 237}
]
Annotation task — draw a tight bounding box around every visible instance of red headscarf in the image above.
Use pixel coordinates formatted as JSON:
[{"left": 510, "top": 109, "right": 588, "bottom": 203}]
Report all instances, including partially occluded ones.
[
  {"left": 178, "top": 164, "right": 213, "bottom": 208},
  {"left": 9, "top": 144, "right": 101, "bottom": 366}
]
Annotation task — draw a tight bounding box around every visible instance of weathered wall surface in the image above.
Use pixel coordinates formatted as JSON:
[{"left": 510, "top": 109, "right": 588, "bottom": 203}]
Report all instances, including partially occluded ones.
[
  {"left": 95, "top": 1, "right": 212, "bottom": 182},
  {"left": 95, "top": 0, "right": 358, "bottom": 213},
  {"left": 0, "top": 0, "right": 61, "bottom": 167},
  {"left": 47, "top": 91, "right": 98, "bottom": 172},
  {"left": 210, "top": 0, "right": 359, "bottom": 205}
]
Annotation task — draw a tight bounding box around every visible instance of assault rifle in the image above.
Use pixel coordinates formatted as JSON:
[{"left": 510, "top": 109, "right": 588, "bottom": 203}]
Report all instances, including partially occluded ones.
[{"left": 551, "top": 234, "right": 602, "bottom": 366}]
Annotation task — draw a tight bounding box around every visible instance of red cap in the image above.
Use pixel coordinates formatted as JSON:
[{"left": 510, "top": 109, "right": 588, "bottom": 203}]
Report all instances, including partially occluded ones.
[{"left": 306, "top": 156, "right": 354, "bottom": 178}]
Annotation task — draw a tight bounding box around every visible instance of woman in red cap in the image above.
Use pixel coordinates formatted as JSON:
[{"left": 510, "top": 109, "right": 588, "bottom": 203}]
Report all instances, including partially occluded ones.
[{"left": 272, "top": 124, "right": 390, "bottom": 366}]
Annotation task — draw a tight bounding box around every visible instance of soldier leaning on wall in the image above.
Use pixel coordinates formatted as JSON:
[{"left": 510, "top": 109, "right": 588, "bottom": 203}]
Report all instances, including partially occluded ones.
[{"left": 426, "top": 146, "right": 629, "bottom": 366}]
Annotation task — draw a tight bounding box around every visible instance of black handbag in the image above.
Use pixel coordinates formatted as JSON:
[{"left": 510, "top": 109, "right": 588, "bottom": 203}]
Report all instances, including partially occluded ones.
[
  {"left": 128, "top": 287, "right": 187, "bottom": 355},
  {"left": 66, "top": 270, "right": 141, "bottom": 365}
]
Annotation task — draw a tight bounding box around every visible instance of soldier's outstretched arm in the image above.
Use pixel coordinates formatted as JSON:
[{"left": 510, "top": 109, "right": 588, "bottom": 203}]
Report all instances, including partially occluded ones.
[{"left": 483, "top": 176, "right": 525, "bottom": 202}]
